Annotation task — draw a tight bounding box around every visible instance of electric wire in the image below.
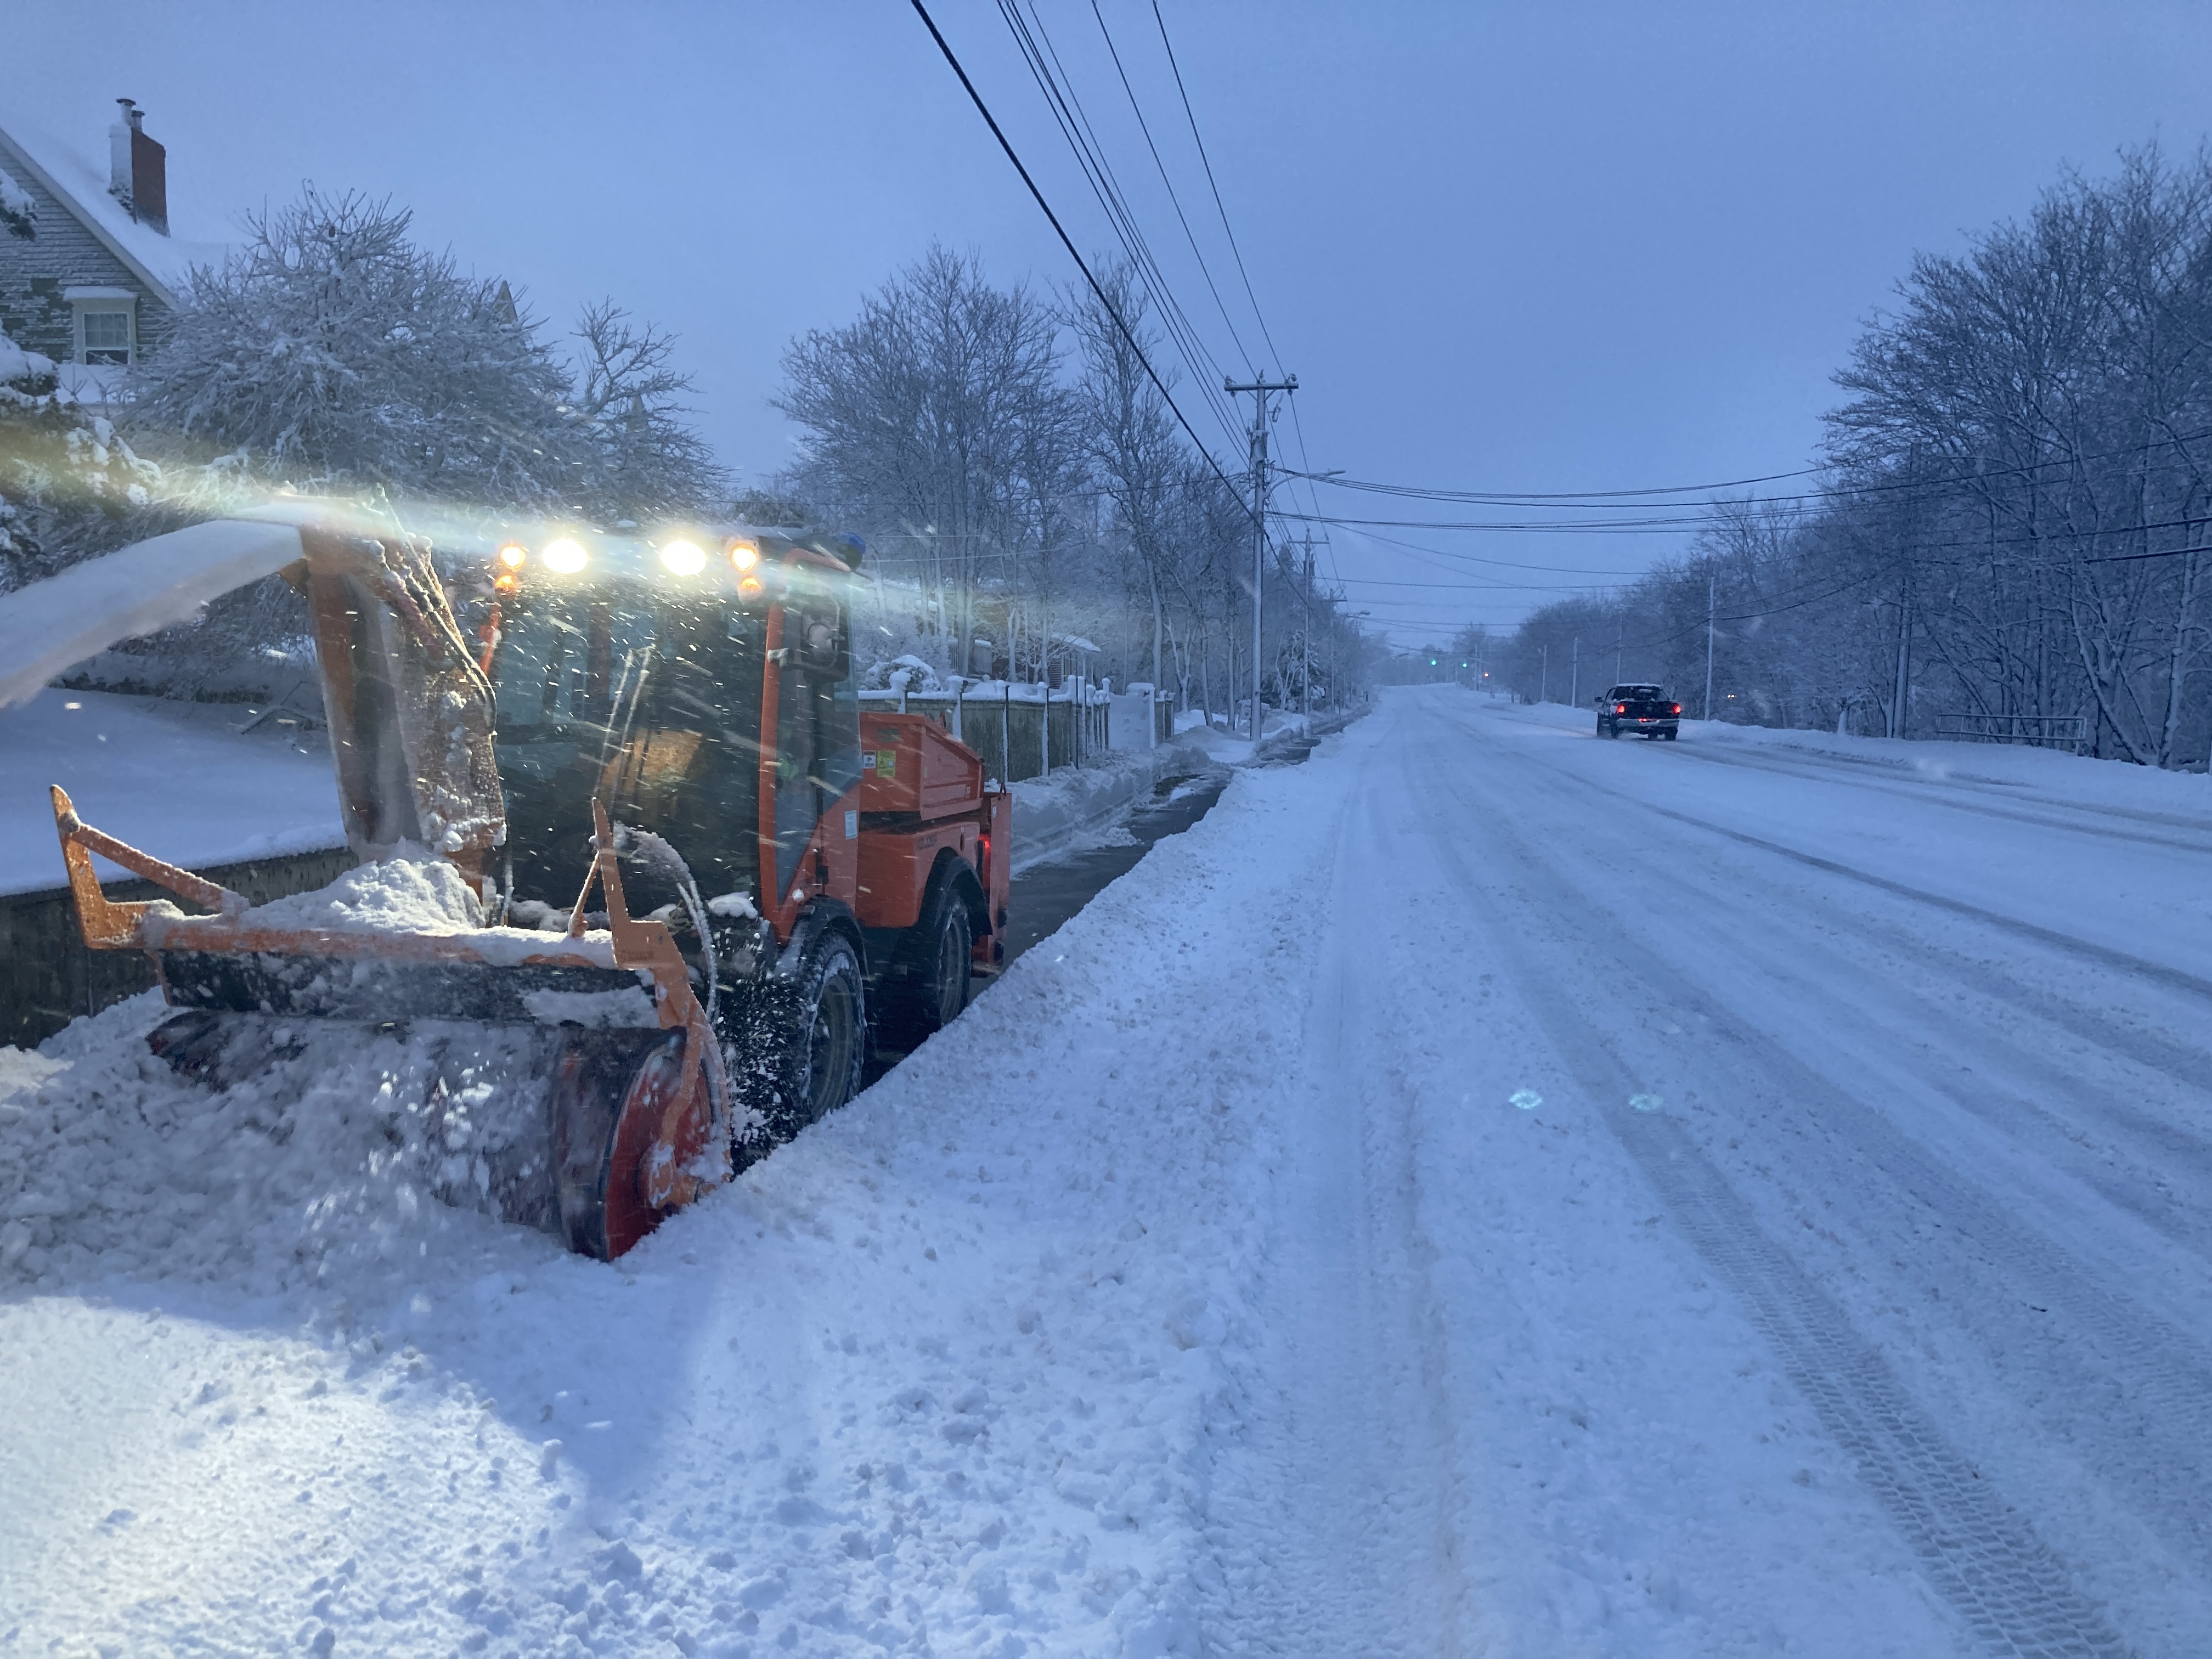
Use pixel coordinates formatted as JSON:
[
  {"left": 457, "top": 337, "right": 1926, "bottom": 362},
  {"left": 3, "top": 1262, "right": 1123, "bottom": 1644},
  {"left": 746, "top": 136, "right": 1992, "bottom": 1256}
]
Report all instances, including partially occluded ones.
[
  {"left": 905, "top": 0, "right": 1255, "bottom": 520},
  {"left": 1150, "top": 0, "right": 1284, "bottom": 371},
  {"left": 997, "top": 0, "right": 1244, "bottom": 445},
  {"left": 1086, "top": 0, "right": 1254, "bottom": 374},
  {"left": 1281, "top": 422, "right": 2212, "bottom": 512}
]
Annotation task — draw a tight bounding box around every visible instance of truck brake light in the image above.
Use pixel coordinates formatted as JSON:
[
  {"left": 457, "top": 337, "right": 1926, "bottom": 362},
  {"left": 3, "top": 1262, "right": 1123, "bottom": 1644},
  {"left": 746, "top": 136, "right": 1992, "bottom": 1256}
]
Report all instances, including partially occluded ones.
[
  {"left": 1615, "top": 703, "right": 1627, "bottom": 714},
  {"left": 1672, "top": 704, "right": 1681, "bottom": 714}
]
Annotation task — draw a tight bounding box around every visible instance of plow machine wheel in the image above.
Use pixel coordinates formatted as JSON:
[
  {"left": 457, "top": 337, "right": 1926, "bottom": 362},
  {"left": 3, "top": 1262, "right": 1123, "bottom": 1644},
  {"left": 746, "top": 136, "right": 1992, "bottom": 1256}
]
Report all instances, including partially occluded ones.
[
  {"left": 788, "top": 930, "right": 866, "bottom": 1131},
  {"left": 552, "top": 1028, "right": 716, "bottom": 1260},
  {"left": 878, "top": 871, "right": 978, "bottom": 1052}
]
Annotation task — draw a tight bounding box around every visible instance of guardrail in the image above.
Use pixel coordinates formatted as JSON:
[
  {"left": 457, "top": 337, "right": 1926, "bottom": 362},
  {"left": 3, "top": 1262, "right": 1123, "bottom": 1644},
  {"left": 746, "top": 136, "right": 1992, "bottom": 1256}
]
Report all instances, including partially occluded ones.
[{"left": 1931, "top": 713, "right": 2090, "bottom": 752}]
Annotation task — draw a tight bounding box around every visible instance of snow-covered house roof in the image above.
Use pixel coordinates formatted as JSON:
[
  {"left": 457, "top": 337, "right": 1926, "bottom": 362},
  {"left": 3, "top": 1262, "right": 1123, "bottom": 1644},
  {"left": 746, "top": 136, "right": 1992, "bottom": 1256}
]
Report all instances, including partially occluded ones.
[{"left": 0, "top": 103, "right": 228, "bottom": 393}]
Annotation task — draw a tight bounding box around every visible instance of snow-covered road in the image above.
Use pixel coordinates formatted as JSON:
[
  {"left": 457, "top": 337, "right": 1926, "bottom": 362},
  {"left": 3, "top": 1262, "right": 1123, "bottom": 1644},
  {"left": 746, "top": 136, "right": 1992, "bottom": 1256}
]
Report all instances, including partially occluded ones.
[{"left": 4, "top": 687, "right": 2208, "bottom": 1655}]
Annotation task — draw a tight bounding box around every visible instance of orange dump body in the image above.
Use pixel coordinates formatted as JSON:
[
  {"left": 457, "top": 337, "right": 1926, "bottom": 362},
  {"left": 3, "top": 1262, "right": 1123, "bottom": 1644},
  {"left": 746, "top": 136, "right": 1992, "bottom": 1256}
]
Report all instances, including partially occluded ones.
[{"left": 850, "top": 713, "right": 1010, "bottom": 962}]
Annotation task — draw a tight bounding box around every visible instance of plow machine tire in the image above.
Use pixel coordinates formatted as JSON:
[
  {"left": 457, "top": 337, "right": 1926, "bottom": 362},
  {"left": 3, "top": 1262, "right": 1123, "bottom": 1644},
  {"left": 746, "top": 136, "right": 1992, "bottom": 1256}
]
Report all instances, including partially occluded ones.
[
  {"left": 792, "top": 931, "right": 867, "bottom": 1131},
  {"left": 722, "top": 928, "right": 867, "bottom": 1166},
  {"left": 552, "top": 1027, "right": 715, "bottom": 1261},
  {"left": 877, "top": 869, "right": 979, "bottom": 1052}
]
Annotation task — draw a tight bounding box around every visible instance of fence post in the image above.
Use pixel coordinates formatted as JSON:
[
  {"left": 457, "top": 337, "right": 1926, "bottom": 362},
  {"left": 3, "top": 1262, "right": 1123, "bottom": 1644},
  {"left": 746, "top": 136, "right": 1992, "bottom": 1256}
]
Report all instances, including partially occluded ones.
[
  {"left": 1003, "top": 684, "right": 1013, "bottom": 782},
  {"left": 952, "top": 676, "right": 964, "bottom": 742}
]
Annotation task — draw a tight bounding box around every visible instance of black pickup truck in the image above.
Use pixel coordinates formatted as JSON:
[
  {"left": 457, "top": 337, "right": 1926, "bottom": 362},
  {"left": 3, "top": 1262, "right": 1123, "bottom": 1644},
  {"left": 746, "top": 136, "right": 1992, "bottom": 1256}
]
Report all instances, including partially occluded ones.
[{"left": 1594, "top": 684, "right": 1681, "bottom": 740}]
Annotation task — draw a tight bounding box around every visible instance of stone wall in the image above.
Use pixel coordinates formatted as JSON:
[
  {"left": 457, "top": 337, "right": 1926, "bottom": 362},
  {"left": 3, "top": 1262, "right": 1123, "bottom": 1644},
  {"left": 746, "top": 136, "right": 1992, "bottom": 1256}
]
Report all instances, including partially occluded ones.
[{"left": 1, "top": 844, "right": 352, "bottom": 1049}]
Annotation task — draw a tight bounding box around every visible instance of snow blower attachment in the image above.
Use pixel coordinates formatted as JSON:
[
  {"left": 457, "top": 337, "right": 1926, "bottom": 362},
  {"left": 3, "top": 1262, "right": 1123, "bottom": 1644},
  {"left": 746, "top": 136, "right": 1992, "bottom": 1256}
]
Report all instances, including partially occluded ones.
[{"left": 37, "top": 514, "right": 1011, "bottom": 1260}]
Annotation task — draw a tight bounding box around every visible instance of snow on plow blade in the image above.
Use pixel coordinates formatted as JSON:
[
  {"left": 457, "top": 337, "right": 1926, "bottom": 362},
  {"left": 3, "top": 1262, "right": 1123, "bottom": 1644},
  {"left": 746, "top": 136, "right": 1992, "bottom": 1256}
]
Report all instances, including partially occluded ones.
[{"left": 49, "top": 787, "right": 732, "bottom": 1260}]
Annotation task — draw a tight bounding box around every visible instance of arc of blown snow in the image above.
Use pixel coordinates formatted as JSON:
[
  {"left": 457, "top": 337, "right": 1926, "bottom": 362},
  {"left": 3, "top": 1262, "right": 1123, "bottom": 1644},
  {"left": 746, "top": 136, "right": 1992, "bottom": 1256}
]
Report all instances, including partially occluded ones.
[{"left": 0, "top": 520, "right": 308, "bottom": 709}]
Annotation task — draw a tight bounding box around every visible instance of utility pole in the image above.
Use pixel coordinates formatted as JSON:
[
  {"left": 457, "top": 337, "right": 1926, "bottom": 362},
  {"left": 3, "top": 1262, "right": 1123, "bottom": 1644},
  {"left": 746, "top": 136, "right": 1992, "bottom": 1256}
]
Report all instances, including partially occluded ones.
[
  {"left": 1570, "top": 635, "right": 1579, "bottom": 707},
  {"left": 1615, "top": 619, "right": 1623, "bottom": 685},
  {"left": 1540, "top": 642, "right": 1549, "bottom": 704},
  {"left": 1226, "top": 372, "right": 1297, "bottom": 743},
  {"left": 1295, "top": 539, "right": 1314, "bottom": 716},
  {"left": 1703, "top": 573, "right": 1716, "bottom": 722}
]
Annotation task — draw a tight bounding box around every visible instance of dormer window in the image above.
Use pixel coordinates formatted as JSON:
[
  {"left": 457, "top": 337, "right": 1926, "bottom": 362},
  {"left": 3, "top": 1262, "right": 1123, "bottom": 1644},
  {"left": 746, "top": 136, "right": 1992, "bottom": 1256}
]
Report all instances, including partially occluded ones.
[{"left": 65, "top": 287, "right": 136, "bottom": 365}]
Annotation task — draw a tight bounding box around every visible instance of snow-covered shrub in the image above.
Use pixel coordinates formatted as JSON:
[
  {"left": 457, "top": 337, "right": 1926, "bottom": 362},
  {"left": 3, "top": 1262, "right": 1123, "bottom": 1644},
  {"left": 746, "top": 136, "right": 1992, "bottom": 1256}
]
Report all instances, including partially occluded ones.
[
  {"left": 861, "top": 653, "right": 945, "bottom": 695},
  {"left": 0, "top": 327, "right": 163, "bottom": 593}
]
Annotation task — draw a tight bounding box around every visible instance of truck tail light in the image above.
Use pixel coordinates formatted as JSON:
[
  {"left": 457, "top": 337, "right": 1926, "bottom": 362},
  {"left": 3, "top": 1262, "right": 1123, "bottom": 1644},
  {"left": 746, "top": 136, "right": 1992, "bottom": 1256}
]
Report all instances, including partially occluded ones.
[
  {"left": 1615, "top": 703, "right": 1627, "bottom": 714},
  {"left": 1672, "top": 704, "right": 1682, "bottom": 715}
]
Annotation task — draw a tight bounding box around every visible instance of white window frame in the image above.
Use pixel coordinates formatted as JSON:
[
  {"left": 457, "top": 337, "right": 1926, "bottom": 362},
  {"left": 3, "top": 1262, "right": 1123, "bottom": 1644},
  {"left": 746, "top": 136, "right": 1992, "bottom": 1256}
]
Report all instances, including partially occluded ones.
[{"left": 64, "top": 287, "right": 137, "bottom": 367}]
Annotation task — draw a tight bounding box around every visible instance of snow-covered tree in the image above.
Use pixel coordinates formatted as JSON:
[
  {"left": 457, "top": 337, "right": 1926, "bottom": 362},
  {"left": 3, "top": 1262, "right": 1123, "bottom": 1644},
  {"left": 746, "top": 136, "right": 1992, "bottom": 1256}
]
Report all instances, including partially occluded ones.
[
  {"left": 129, "top": 188, "right": 722, "bottom": 523},
  {"left": 131, "top": 188, "right": 575, "bottom": 510}
]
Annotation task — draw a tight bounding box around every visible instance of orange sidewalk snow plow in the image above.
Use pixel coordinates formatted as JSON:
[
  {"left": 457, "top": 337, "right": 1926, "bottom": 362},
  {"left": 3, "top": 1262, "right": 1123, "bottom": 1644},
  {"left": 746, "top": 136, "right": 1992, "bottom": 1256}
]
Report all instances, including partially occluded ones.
[{"left": 24, "top": 509, "right": 1011, "bottom": 1260}]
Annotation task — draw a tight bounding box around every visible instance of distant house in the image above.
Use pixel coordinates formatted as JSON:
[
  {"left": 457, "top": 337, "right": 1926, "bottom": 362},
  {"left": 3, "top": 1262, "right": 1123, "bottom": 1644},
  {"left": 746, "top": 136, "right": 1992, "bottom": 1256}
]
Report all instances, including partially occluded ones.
[{"left": 0, "top": 99, "right": 227, "bottom": 398}]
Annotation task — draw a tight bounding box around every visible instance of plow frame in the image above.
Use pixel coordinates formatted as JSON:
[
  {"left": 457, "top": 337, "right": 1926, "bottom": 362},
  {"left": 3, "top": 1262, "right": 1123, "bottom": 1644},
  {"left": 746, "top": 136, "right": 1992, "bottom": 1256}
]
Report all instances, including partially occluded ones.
[{"left": 50, "top": 786, "right": 734, "bottom": 1227}]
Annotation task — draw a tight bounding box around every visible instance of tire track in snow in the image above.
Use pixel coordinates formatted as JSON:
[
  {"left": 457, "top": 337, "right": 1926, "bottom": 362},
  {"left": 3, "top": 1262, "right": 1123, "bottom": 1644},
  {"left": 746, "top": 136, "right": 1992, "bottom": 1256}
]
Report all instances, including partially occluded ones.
[
  {"left": 1497, "top": 722, "right": 2212, "bottom": 1259},
  {"left": 1498, "top": 742, "right": 2212, "bottom": 1261},
  {"left": 1453, "top": 712, "right": 2212, "bottom": 1598},
  {"left": 1195, "top": 738, "right": 1469, "bottom": 1656},
  {"left": 1410, "top": 715, "right": 2130, "bottom": 1656}
]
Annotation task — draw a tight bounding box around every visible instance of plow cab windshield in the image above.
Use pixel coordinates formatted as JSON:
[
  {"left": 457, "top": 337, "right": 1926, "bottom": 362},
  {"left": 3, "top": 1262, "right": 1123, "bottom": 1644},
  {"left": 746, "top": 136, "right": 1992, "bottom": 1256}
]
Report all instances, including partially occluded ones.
[{"left": 486, "top": 552, "right": 859, "bottom": 929}]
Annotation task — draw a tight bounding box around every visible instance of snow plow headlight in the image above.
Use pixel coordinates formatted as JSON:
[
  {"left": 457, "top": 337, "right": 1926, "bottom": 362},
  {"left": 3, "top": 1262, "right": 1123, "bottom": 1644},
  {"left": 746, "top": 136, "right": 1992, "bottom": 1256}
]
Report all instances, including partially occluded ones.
[
  {"left": 727, "top": 538, "right": 760, "bottom": 573},
  {"left": 541, "top": 538, "right": 588, "bottom": 574},
  {"left": 497, "top": 543, "right": 527, "bottom": 570},
  {"left": 658, "top": 539, "right": 707, "bottom": 576}
]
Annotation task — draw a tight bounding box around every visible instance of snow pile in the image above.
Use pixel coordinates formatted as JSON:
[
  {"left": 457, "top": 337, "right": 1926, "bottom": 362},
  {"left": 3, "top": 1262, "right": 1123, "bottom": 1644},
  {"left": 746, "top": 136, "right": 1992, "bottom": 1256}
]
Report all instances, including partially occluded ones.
[
  {"left": 0, "top": 993, "right": 564, "bottom": 1292},
  {"left": 860, "top": 653, "right": 944, "bottom": 695},
  {"left": 1007, "top": 731, "right": 1212, "bottom": 871},
  {"left": 231, "top": 843, "right": 484, "bottom": 933},
  {"left": 170, "top": 847, "right": 625, "bottom": 969}
]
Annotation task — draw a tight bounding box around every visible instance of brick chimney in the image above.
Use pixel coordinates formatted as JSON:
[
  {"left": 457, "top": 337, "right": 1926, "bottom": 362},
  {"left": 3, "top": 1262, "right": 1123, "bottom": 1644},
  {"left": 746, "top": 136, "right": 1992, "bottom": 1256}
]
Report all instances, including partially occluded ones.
[{"left": 107, "top": 98, "right": 168, "bottom": 236}]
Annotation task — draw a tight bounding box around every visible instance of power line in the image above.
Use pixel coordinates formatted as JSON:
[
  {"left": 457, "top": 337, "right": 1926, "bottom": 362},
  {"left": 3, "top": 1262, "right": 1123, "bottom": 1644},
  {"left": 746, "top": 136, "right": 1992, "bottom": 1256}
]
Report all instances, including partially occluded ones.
[
  {"left": 997, "top": 1, "right": 1245, "bottom": 445},
  {"left": 905, "top": 0, "right": 1253, "bottom": 520},
  {"left": 1151, "top": 0, "right": 1284, "bottom": 370},
  {"left": 1141, "top": 0, "right": 1336, "bottom": 596},
  {"left": 1086, "top": 0, "right": 1253, "bottom": 373},
  {"left": 1283, "top": 422, "right": 2212, "bottom": 512}
]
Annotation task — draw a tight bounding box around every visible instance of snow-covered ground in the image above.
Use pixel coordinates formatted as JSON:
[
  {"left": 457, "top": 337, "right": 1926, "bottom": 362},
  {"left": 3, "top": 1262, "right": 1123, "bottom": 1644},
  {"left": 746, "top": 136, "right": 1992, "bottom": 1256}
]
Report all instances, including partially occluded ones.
[
  {"left": 4, "top": 687, "right": 2209, "bottom": 1654},
  {"left": 0, "top": 688, "right": 342, "bottom": 895}
]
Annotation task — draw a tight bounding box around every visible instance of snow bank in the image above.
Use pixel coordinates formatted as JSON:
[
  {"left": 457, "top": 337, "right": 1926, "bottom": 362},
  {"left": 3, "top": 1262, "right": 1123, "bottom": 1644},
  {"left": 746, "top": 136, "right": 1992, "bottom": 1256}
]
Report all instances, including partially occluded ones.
[
  {"left": 1008, "top": 730, "right": 1212, "bottom": 872},
  {"left": 0, "top": 689, "right": 344, "bottom": 896}
]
